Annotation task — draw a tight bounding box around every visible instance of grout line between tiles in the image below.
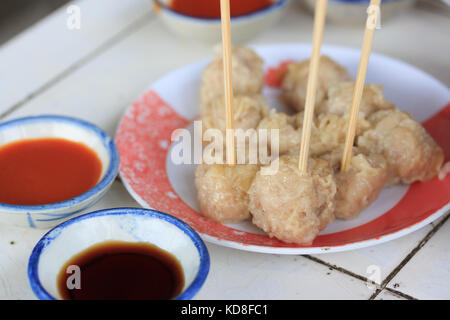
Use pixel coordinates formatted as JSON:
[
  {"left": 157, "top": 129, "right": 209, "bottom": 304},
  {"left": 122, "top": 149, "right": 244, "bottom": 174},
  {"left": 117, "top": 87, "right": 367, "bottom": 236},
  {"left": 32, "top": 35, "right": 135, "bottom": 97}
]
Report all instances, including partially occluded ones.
[
  {"left": 0, "top": 11, "right": 154, "bottom": 121},
  {"left": 384, "top": 287, "right": 418, "bottom": 300},
  {"left": 303, "top": 211, "right": 450, "bottom": 300},
  {"left": 369, "top": 212, "right": 450, "bottom": 300},
  {"left": 303, "top": 254, "right": 376, "bottom": 286}
]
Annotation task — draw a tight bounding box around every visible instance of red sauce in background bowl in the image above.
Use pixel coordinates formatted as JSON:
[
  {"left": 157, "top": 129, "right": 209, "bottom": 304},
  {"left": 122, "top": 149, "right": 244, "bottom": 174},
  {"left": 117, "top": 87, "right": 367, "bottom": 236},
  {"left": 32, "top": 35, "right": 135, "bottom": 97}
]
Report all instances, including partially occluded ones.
[
  {"left": 0, "top": 138, "right": 102, "bottom": 205},
  {"left": 169, "top": 0, "right": 275, "bottom": 19}
]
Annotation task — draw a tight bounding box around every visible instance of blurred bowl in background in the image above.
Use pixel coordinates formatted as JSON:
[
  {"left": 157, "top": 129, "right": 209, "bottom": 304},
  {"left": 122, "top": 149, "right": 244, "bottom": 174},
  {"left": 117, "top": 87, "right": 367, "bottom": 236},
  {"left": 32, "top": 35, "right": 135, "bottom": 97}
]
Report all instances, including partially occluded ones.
[
  {"left": 304, "top": 0, "right": 416, "bottom": 25},
  {"left": 153, "top": 0, "right": 290, "bottom": 43}
]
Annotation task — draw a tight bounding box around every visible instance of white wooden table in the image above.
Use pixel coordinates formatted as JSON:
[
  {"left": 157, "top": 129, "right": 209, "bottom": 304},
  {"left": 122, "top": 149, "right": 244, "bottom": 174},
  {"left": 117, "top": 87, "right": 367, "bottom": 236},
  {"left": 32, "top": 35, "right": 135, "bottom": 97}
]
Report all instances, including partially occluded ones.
[{"left": 0, "top": 0, "right": 449, "bottom": 300}]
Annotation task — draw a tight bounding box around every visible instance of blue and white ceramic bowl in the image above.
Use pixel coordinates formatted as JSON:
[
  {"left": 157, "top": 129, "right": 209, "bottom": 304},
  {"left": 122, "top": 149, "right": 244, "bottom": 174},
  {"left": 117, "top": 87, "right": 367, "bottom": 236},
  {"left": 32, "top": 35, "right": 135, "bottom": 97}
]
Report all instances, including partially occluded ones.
[
  {"left": 0, "top": 115, "right": 119, "bottom": 229},
  {"left": 304, "top": 0, "right": 416, "bottom": 25},
  {"left": 154, "top": 0, "right": 290, "bottom": 43},
  {"left": 28, "top": 208, "right": 210, "bottom": 300}
]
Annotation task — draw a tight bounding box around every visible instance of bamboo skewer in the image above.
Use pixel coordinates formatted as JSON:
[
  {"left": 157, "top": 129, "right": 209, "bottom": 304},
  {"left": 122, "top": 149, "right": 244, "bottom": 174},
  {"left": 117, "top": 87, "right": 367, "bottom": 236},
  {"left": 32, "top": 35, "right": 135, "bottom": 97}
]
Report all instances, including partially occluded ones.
[
  {"left": 298, "top": 0, "right": 328, "bottom": 173},
  {"left": 220, "top": 0, "right": 235, "bottom": 166},
  {"left": 341, "top": 0, "right": 381, "bottom": 172}
]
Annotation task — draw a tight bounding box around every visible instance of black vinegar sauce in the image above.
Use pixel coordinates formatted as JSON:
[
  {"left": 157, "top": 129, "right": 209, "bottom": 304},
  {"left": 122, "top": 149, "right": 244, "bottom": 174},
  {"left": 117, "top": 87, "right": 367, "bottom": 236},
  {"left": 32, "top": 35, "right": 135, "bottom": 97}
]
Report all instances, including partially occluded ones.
[{"left": 57, "top": 241, "right": 185, "bottom": 300}]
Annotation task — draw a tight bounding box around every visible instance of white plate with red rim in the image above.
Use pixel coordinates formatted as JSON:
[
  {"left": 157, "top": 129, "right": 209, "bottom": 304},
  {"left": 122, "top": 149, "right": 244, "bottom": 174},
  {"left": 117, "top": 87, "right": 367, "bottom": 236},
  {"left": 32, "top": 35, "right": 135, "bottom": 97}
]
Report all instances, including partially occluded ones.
[{"left": 116, "top": 43, "right": 450, "bottom": 254}]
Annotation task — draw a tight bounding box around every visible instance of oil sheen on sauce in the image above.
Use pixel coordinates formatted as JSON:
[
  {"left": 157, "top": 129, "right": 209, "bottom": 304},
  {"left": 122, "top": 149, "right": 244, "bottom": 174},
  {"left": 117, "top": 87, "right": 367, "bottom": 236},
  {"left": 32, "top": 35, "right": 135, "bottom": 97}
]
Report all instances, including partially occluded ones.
[
  {"left": 170, "top": 0, "right": 274, "bottom": 19},
  {"left": 0, "top": 138, "right": 102, "bottom": 205},
  {"left": 57, "top": 241, "right": 185, "bottom": 300}
]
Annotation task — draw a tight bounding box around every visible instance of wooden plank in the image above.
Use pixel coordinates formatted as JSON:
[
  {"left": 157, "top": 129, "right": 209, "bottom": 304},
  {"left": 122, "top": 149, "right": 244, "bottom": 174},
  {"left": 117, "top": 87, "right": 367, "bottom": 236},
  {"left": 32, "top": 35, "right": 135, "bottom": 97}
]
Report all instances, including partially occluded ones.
[
  {"left": 0, "top": 0, "right": 152, "bottom": 115},
  {"left": 0, "top": 19, "right": 213, "bottom": 135}
]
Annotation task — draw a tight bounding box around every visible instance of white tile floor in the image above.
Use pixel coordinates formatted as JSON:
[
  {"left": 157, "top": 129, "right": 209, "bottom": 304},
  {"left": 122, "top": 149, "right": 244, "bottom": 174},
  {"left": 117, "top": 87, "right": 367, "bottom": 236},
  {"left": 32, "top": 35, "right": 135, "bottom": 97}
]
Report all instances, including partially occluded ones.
[
  {"left": 310, "top": 223, "right": 434, "bottom": 285},
  {"left": 195, "top": 244, "right": 375, "bottom": 300},
  {"left": 385, "top": 215, "right": 450, "bottom": 300},
  {"left": 0, "top": 0, "right": 448, "bottom": 299}
]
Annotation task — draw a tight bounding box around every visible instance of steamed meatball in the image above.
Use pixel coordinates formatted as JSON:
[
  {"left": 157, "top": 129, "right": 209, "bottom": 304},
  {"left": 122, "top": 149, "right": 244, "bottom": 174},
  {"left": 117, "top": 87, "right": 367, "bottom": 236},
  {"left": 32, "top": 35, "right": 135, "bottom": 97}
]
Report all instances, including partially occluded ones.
[
  {"left": 258, "top": 110, "right": 371, "bottom": 158},
  {"left": 281, "top": 56, "right": 351, "bottom": 112},
  {"left": 202, "top": 94, "right": 269, "bottom": 136},
  {"left": 319, "top": 82, "right": 395, "bottom": 116},
  {"left": 322, "top": 149, "right": 387, "bottom": 220},
  {"left": 248, "top": 156, "right": 336, "bottom": 245},
  {"left": 195, "top": 163, "right": 259, "bottom": 223},
  {"left": 358, "top": 109, "right": 444, "bottom": 185},
  {"left": 200, "top": 45, "right": 264, "bottom": 108},
  {"left": 293, "top": 112, "right": 371, "bottom": 157},
  {"left": 257, "top": 110, "right": 301, "bottom": 155}
]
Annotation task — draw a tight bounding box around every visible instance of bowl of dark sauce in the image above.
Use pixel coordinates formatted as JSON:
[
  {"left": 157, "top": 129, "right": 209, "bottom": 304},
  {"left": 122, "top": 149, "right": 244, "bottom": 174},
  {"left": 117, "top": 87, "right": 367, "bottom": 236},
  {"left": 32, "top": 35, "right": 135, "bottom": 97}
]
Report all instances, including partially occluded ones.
[{"left": 28, "top": 208, "right": 210, "bottom": 300}]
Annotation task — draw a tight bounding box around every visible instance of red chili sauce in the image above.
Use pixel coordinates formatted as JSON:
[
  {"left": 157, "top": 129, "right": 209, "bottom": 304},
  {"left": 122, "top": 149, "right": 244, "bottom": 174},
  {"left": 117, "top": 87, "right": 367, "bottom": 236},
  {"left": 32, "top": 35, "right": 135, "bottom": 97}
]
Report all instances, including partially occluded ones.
[
  {"left": 0, "top": 138, "right": 102, "bottom": 205},
  {"left": 169, "top": 0, "right": 275, "bottom": 18},
  {"left": 264, "top": 59, "right": 295, "bottom": 88}
]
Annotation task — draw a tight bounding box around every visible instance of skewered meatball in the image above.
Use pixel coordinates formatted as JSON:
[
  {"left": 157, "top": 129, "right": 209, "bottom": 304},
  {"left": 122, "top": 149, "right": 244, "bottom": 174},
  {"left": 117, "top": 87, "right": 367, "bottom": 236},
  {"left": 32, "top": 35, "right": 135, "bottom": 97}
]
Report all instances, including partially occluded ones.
[
  {"left": 295, "top": 112, "right": 371, "bottom": 157},
  {"left": 257, "top": 110, "right": 371, "bottom": 158},
  {"left": 322, "top": 149, "right": 387, "bottom": 220},
  {"left": 261, "top": 111, "right": 370, "bottom": 157},
  {"left": 319, "top": 81, "right": 395, "bottom": 116},
  {"left": 195, "top": 163, "right": 259, "bottom": 223},
  {"left": 357, "top": 109, "right": 444, "bottom": 186},
  {"left": 200, "top": 45, "right": 264, "bottom": 108},
  {"left": 257, "top": 110, "right": 301, "bottom": 155},
  {"left": 281, "top": 56, "right": 351, "bottom": 112},
  {"left": 248, "top": 156, "right": 336, "bottom": 245},
  {"left": 202, "top": 94, "right": 269, "bottom": 136}
]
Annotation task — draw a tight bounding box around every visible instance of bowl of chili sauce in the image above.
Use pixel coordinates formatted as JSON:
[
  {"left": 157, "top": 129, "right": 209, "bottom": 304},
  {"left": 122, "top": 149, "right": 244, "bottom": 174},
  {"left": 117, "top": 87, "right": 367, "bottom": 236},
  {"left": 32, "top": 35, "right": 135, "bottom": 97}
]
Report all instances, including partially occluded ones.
[
  {"left": 153, "top": 0, "right": 289, "bottom": 43},
  {"left": 0, "top": 115, "right": 119, "bottom": 228}
]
